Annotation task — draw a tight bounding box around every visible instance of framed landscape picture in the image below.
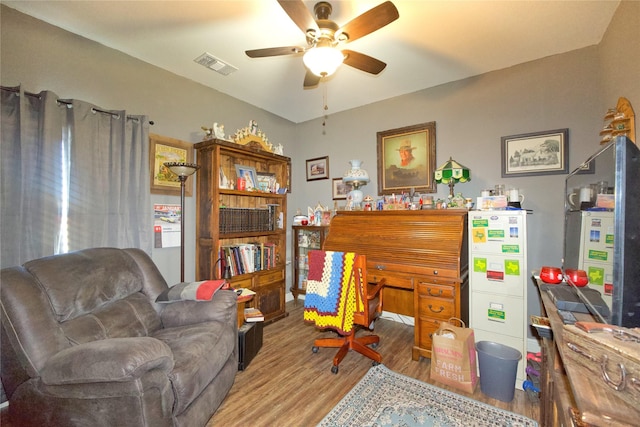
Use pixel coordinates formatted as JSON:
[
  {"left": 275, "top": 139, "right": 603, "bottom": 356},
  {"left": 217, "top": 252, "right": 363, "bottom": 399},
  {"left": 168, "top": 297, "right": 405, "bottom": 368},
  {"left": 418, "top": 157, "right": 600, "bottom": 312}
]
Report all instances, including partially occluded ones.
[
  {"left": 306, "top": 156, "right": 329, "bottom": 181},
  {"left": 501, "top": 129, "right": 569, "bottom": 177},
  {"left": 332, "top": 178, "right": 353, "bottom": 200},
  {"left": 149, "top": 134, "right": 194, "bottom": 196}
]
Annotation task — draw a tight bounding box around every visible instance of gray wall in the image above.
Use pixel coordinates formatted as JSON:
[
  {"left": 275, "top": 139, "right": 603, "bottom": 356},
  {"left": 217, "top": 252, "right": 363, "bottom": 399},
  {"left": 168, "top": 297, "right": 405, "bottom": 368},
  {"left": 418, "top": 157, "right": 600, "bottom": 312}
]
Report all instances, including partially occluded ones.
[
  {"left": 598, "top": 0, "right": 640, "bottom": 109},
  {"left": 2, "top": 2, "right": 638, "bottom": 328},
  {"left": 292, "top": 47, "right": 603, "bottom": 328},
  {"left": 0, "top": 5, "right": 297, "bottom": 286}
]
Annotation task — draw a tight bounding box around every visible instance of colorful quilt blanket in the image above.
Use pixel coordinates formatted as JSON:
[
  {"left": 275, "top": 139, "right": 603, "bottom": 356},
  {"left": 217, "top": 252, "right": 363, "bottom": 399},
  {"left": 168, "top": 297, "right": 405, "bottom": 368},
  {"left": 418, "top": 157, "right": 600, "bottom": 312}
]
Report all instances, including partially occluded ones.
[{"left": 303, "top": 251, "right": 362, "bottom": 335}]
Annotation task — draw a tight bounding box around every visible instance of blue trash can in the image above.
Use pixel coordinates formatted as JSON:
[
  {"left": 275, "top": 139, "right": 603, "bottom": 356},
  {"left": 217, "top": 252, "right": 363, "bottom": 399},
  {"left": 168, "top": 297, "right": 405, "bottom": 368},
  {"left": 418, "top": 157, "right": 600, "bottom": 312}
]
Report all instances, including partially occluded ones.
[{"left": 476, "top": 341, "right": 522, "bottom": 402}]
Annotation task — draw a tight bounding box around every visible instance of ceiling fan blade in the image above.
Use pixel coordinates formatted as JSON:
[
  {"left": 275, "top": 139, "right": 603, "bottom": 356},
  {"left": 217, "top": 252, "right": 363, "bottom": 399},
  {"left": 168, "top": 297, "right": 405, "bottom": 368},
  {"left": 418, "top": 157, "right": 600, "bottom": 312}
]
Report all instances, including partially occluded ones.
[
  {"left": 303, "top": 70, "right": 321, "bottom": 88},
  {"left": 342, "top": 50, "right": 387, "bottom": 75},
  {"left": 277, "top": 0, "right": 319, "bottom": 35},
  {"left": 245, "top": 46, "right": 305, "bottom": 58},
  {"left": 337, "top": 1, "right": 399, "bottom": 43}
]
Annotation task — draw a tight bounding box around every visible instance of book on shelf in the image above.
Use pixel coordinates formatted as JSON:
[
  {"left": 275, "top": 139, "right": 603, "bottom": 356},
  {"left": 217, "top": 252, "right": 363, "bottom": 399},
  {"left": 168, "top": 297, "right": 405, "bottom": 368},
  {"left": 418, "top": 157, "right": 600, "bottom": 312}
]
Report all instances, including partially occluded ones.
[
  {"left": 236, "top": 287, "right": 256, "bottom": 303},
  {"left": 238, "top": 243, "right": 255, "bottom": 273},
  {"left": 244, "top": 307, "right": 264, "bottom": 322},
  {"left": 218, "top": 242, "right": 277, "bottom": 277}
]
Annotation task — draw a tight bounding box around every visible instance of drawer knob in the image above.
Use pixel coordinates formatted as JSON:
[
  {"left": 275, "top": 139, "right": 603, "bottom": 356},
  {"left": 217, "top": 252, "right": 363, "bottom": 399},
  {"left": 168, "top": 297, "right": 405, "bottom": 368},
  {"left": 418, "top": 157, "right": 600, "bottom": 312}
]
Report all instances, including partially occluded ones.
[
  {"left": 433, "top": 270, "right": 438, "bottom": 275},
  {"left": 426, "top": 288, "right": 443, "bottom": 297},
  {"left": 428, "top": 304, "right": 445, "bottom": 313},
  {"left": 375, "top": 265, "right": 386, "bottom": 270}
]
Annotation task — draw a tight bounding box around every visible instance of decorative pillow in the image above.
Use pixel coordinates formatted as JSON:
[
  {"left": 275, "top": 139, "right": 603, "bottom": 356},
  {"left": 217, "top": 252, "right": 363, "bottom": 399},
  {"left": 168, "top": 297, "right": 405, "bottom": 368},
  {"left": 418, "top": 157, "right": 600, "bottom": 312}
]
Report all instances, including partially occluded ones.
[{"left": 155, "top": 280, "right": 226, "bottom": 303}]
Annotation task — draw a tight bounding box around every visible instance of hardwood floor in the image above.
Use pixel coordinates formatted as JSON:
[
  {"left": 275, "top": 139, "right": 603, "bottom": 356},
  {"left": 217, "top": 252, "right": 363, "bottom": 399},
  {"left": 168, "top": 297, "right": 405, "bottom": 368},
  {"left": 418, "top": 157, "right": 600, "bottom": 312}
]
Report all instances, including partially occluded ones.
[
  {"left": 0, "top": 300, "right": 540, "bottom": 426},
  {"left": 207, "top": 300, "right": 540, "bottom": 426}
]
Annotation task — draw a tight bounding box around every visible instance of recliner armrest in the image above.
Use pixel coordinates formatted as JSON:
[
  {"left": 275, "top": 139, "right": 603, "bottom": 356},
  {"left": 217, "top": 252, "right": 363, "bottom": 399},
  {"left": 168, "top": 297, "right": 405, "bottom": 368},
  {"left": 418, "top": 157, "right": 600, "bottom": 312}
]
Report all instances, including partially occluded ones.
[
  {"left": 159, "top": 289, "right": 237, "bottom": 329},
  {"left": 40, "top": 337, "right": 173, "bottom": 385}
]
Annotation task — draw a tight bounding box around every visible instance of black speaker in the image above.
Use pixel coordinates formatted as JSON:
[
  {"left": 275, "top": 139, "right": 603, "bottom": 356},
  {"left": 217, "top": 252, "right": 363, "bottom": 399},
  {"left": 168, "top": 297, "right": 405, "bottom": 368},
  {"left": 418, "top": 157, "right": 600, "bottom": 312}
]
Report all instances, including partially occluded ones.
[{"left": 238, "top": 322, "right": 263, "bottom": 371}]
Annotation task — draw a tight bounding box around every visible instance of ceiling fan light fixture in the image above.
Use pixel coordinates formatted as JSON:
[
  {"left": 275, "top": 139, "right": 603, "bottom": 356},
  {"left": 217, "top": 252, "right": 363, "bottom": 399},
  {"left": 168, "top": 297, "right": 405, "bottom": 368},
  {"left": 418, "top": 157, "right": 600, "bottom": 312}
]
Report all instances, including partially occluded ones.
[{"left": 303, "top": 46, "right": 344, "bottom": 77}]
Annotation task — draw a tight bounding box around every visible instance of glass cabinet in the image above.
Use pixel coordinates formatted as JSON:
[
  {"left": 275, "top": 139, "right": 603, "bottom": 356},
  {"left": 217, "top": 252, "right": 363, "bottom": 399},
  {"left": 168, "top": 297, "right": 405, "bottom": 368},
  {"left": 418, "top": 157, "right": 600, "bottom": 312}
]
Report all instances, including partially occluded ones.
[{"left": 291, "top": 225, "right": 329, "bottom": 302}]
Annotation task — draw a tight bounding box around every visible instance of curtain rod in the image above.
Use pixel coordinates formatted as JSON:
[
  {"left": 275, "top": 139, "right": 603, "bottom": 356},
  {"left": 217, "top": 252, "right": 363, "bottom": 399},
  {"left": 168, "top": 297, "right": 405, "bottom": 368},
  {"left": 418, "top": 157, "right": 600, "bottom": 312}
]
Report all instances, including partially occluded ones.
[{"left": 1, "top": 86, "right": 154, "bottom": 125}]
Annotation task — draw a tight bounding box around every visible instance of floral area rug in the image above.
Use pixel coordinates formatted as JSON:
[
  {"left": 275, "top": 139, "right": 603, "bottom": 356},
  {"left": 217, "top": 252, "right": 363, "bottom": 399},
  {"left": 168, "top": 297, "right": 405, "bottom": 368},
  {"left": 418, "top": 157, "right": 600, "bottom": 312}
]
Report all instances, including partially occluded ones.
[{"left": 318, "top": 364, "right": 538, "bottom": 427}]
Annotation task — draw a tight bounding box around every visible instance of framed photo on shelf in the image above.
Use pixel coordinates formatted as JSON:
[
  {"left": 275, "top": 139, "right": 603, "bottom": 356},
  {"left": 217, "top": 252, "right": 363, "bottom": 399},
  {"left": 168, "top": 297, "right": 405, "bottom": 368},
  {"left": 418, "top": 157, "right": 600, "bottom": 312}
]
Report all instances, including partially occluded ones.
[
  {"left": 149, "top": 133, "right": 195, "bottom": 196},
  {"left": 501, "top": 128, "right": 569, "bottom": 177},
  {"left": 235, "top": 164, "right": 258, "bottom": 190},
  {"left": 256, "top": 172, "right": 277, "bottom": 193},
  {"left": 332, "top": 178, "right": 353, "bottom": 200},
  {"left": 306, "top": 156, "right": 329, "bottom": 181},
  {"left": 376, "top": 122, "right": 437, "bottom": 195}
]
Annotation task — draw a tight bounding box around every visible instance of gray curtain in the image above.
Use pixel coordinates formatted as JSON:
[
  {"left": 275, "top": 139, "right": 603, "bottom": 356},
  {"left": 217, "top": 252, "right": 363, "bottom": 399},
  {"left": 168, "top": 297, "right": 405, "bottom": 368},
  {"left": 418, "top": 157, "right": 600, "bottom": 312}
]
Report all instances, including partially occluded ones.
[{"left": 1, "top": 86, "right": 152, "bottom": 268}]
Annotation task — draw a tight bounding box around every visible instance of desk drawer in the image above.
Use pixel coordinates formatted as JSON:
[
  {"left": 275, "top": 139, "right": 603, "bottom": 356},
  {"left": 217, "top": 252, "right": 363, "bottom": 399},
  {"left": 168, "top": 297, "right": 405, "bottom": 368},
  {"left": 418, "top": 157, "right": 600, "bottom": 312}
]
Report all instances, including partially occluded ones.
[
  {"left": 417, "top": 282, "right": 455, "bottom": 299},
  {"left": 370, "top": 272, "right": 413, "bottom": 289},
  {"left": 230, "top": 276, "right": 252, "bottom": 289},
  {"left": 256, "top": 268, "right": 284, "bottom": 286},
  {"left": 416, "top": 316, "right": 443, "bottom": 350},
  {"left": 418, "top": 295, "right": 456, "bottom": 319},
  {"left": 370, "top": 261, "right": 460, "bottom": 280}
]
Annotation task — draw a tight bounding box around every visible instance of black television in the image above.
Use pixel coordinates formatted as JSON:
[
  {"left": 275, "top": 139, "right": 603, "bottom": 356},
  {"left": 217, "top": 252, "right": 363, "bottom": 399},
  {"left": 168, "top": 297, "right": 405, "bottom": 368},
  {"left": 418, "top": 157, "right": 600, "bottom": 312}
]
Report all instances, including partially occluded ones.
[{"left": 563, "top": 136, "right": 640, "bottom": 327}]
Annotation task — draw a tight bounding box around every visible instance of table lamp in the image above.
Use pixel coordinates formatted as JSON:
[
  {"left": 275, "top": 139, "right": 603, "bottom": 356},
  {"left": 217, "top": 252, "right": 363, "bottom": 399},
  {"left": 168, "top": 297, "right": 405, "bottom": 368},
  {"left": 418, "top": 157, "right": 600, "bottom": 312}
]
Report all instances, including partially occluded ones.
[
  {"left": 342, "top": 160, "right": 370, "bottom": 209},
  {"left": 434, "top": 157, "right": 471, "bottom": 197}
]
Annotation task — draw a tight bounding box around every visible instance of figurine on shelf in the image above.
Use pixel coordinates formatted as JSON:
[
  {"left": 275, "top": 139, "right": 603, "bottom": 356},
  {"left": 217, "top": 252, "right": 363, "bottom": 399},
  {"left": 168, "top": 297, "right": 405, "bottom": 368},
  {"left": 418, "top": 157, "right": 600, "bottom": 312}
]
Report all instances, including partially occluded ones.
[
  {"left": 213, "top": 123, "right": 226, "bottom": 140},
  {"left": 249, "top": 120, "right": 258, "bottom": 135},
  {"left": 345, "top": 194, "right": 353, "bottom": 211},
  {"left": 313, "top": 202, "right": 324, "bottom": 226},
  {"left": 274, "top": 143, "right": 284, "bottom": 155},
  {"left": 452, "top": 193, "right": 465, "bottom": 208},
  {"left": 201, "top": 126, "right": 214, "bottom": 139},
  {"left": 219, "top": 167, "right": 230, "bottom": 189}
]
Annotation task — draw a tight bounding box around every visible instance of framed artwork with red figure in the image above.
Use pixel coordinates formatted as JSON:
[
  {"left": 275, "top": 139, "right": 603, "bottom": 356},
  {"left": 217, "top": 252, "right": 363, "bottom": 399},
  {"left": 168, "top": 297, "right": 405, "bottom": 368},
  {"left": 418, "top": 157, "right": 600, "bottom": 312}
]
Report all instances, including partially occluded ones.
[{"left": 376, "top": 122, "right": 436, "bottom": 195}]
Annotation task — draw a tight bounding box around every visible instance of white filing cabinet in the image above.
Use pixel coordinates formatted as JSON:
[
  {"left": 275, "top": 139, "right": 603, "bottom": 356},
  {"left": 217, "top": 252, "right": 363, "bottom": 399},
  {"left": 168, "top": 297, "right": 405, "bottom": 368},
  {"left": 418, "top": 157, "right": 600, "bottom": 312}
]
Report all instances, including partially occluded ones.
[{"left": 468, "top": 210, "right": 528, "bottom": 390}]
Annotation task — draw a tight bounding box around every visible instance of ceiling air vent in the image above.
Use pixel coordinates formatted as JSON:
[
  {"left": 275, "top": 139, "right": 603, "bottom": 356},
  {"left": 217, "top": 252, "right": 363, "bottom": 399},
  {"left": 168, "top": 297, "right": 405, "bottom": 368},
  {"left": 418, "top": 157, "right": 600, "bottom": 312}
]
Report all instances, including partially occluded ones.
[{"left": 194, "top": 52, "right": 238, "bottom": 76}]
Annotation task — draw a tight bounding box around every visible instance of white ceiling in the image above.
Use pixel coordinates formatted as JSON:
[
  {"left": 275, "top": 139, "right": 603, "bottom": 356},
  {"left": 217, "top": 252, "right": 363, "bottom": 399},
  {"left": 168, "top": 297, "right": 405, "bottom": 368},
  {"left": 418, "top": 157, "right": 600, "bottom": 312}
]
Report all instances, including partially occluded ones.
[{"left": 3, "top": 0, "right": 620, "bottom": 123}]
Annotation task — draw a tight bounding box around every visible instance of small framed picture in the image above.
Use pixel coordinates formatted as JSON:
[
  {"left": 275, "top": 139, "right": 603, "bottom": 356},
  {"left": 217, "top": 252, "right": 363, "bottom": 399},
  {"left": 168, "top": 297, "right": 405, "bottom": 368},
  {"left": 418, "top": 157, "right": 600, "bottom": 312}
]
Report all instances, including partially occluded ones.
[
  {"left": 306, "top": 156, "right": 329, "bottom": 181},
  {"left": 332, "top": 178, "right": 353, "bottom": 200},
  {"left": 256, "top": 172, "right": 277, "bottom": 192},
  {"left": 235, "top": 164, "right": 258, "bottom": 190}
]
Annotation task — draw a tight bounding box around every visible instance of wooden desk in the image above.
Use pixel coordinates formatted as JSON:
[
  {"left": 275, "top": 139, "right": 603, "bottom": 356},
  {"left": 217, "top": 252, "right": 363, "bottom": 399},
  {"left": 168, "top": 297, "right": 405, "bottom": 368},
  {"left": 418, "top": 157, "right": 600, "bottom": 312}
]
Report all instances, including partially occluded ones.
[
  {"left": 536, "top": 278, "right": 640, "bottom": 426},
  {"left": 323, "top": 210, "right": 469, "bottom": 360}
]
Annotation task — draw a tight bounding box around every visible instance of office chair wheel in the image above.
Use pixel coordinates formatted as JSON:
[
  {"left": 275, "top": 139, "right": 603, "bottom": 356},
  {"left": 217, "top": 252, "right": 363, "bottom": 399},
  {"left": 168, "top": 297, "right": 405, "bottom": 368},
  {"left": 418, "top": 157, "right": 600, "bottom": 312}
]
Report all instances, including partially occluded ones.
[
  {"left": 371, "top": 343, "right": 379, "bottom": 348},
  {"left": 312, "top": 346, "right": 319, "bottom": 353},
  {"left": 372, "top": 361, "right": 380, "bottom": 367},
  {"left": 331, "top": 365, "right": 339, "bottom": 374}
]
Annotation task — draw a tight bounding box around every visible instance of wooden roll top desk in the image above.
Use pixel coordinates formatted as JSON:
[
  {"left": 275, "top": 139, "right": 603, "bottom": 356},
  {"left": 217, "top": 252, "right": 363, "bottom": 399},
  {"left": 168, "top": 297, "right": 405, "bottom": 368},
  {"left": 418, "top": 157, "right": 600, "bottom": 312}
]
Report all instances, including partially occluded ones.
[{"left": 323, "top": 210, "right": 469, "bottom": 360}]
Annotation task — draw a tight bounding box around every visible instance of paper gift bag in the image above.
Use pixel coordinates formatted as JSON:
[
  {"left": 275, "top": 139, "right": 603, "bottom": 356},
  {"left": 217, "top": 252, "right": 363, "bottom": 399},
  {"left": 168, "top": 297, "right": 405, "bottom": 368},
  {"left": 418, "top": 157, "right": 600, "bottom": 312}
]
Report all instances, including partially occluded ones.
[{"left": 430, "top": 318, "right": 478, "bottom": 393}]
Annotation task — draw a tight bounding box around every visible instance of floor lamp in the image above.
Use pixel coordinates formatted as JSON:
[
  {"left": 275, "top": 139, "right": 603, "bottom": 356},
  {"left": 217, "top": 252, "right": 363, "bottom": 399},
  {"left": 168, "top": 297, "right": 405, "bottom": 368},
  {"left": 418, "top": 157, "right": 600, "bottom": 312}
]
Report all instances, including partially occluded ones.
[{"left": 164, "top": 162, "right": 199, "bottom": 282}]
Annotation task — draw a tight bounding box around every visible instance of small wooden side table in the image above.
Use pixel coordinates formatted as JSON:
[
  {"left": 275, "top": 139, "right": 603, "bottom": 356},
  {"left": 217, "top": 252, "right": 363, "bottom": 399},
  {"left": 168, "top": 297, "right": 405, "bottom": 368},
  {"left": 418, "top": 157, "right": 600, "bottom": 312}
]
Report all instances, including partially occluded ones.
[{"left": 236, "top": 290, "right": 255, "bottom": 328}]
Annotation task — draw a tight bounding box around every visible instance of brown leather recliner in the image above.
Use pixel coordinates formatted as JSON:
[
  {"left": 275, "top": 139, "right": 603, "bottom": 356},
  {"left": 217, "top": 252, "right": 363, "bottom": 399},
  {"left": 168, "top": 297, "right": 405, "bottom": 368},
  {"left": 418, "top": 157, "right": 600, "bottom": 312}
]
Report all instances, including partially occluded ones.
[{"left": 0, "top": 247, "right": 238, "bottom": 427}]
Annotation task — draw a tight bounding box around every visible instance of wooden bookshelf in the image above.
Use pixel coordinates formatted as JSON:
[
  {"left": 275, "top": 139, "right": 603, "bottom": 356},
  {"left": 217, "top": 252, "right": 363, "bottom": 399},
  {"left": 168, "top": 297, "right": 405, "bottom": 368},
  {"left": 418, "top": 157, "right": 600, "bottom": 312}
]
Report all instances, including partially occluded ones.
[{"left": 194, "top": 138, "right": 291, "bottom": 323}]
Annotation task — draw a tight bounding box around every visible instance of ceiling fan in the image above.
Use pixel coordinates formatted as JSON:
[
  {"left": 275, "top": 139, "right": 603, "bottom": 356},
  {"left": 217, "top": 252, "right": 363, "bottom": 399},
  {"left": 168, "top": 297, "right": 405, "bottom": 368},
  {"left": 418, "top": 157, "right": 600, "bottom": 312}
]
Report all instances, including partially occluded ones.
[{"left": 246, "top": 0, "right": 399, "bottom": 88}]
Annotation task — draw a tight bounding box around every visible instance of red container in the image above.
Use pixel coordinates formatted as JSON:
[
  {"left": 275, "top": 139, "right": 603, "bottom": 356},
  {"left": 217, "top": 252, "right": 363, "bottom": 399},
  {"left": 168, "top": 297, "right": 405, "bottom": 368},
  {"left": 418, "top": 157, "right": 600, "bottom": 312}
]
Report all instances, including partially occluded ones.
[
  {"left": 237, "top": 177, "right": 246, "bottom": 191},
  {"left": 540, "top": 266, "right": 563, "bottom": 284},
  {"left": 565, "top": 269, "right": 589, "bottom": 287}
]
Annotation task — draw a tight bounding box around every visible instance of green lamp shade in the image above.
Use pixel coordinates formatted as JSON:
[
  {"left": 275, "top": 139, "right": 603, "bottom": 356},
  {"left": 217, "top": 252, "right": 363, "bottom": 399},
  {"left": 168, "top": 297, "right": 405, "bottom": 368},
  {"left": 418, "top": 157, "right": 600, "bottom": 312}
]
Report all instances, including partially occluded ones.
[{"left": 434, "top": 157, "right": 471, "bottom": 184}]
